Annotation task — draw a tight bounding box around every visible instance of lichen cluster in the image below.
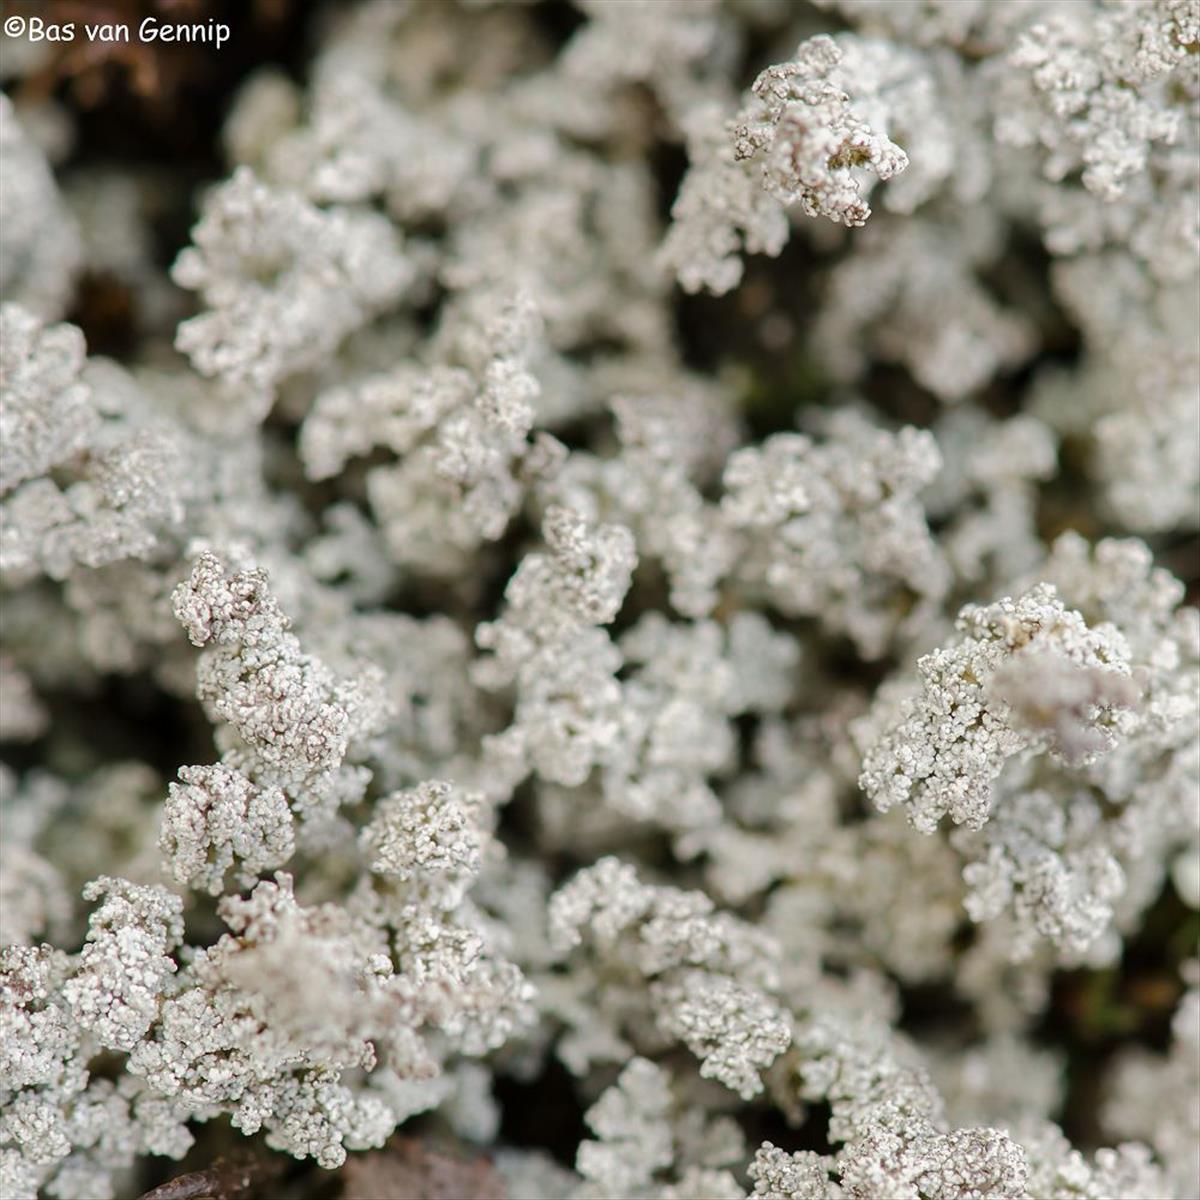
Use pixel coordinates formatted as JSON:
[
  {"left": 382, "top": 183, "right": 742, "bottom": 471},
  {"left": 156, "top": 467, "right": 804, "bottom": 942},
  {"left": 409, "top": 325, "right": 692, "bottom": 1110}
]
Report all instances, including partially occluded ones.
[{"left": 1, "top": 2, "right": 1198, "bottom": 1198}]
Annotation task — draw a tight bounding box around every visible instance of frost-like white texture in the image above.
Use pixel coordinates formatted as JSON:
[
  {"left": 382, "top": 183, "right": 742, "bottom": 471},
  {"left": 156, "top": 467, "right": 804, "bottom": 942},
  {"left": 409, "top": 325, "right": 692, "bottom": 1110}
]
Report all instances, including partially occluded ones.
[
  {"left": 857, "top": 533, "right": 1197, "bottom": 965},
  {"left": 926, "top": 411, "right": 1057, "bottom": 586},
  {"left": 560, "top": 0, "right": 728, "bottom": 126},
  {"left": 662, "top": 34, "right": 910, "bottom": 293},
  {"left": 591, "top": 611, "right": 798, "bottom": 833},
  {"left": 731, "top": 34, "right": 909, "bottom": 225},
  {"left": 361, "top": 780, "right": 483, "bottom": 884},
  {"left": 3, "top": 0, "right": 1199, "bottom": 1192},
  {"left": 0, "top": 309, "right": 185, "bottom": 582},
  {"left": 749, "top": 1143, "right": 837, "bottom": 1199},
  {"left": 159, "top": 764, "right": 294, "bottom": 896},
  {"left": 474, "top": 505, "right": 636, "bottom": 794},
  {"left": 1034, "top": 536, "right": 1200, "bottom": 929},
  {"left": 931, "top": 1033, "right": 1063, "bottom": 1131},
  {"left": 1092, "top": 344, "right": 1200, "bottom": 533},
  {"left": 955, "top": 788, "right": 1126, "bottom": 960},
  {"left": 1037, "top": 337, "right": 1200, "bottom": 534},
  {"left": 172, "top": 166, "right": 413, "bottom": 408},
  {"left": 2, "top": 930, "right": 193, "bottom": 1200},
  {"left": 548, "top": 856, "right": 779, "bottom": 985},
  {"left": 484, "top": 505, "right": 637, "bottom": 656},
  {"left": 62, "top": 878, "right": 183, "bottom": 1053},
  {"left": 549, "top": 857, "right": 787, "bottom": 1095},
  {"left": 781, "top": 997, "right": 1036, "bottom": 1199},
  {"left": 172, "top": 551, "right": 388, "bottom": 819},
  {"left": 652, "top": 970, "right": 791, "bottom": 1100},
  {"left": 128, "top": 873, "right": 390, "bottom": 1165},
  {"left": 126, "top": 867, "right": 531, "bottom": 1170},
  {"left": 860, "top": 583, "right": 1136, "bottom": 832},
  {"left": 810, "top": 0, "right": 1041, "bottom": 50},
  {"left": 547, "top": 386, "right": 740, "bottom": 620}
]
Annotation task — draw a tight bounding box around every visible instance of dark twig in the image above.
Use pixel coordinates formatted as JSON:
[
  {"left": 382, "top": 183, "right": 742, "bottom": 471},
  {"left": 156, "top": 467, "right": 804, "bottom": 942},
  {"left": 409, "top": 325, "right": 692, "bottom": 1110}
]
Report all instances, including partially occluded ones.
[{"left": 137, "top": 1153, "right": 284, "bottom": 1200}]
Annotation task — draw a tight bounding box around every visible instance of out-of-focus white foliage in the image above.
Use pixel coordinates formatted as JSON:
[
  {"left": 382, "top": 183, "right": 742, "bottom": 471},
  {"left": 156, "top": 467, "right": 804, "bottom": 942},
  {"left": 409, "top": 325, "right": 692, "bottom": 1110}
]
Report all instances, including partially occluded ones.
[
  {"left": 1105, "top": 975, "right": 1200, "bottom": 1199},
  {"left": 1, "top": 0, "right": 1197, "bottom": 1196},
  {"left": 304, "top": 292, "right": 566, "bottom": 574},
  {"left": 0, "top": 98, "right": 80, "bottom": 321},
  {"left": 995, "top": 0, "right": 1194, "bottom": 202},
  {"left": 0, "top": 307, "right": 186, "bottom": 582},
  {"left": 0, "top": 307, "right": 96, "bottom": 497},
  {"left": 172, "top": 166, "right": 414, "bottom": 414},
  {"left": 547, "top": 856, "right": 788, "bottom": 1094},
  {"left": 721, "top": 411, "right": 949, "bottom": 657},
  {"left": 574, "top": 1055, "right": 746, "bottom": 1199},
  {"left": 810, "top": 212, "right": 1038, "bottom": 402}
]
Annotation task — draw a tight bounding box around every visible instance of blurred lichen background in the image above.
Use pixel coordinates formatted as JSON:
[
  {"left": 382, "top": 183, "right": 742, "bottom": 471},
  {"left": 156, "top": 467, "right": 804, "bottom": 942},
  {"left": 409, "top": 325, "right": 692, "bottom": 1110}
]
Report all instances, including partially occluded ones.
[{"left": 0, "top": 2, "right": 1198, "bottom": 1198}]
